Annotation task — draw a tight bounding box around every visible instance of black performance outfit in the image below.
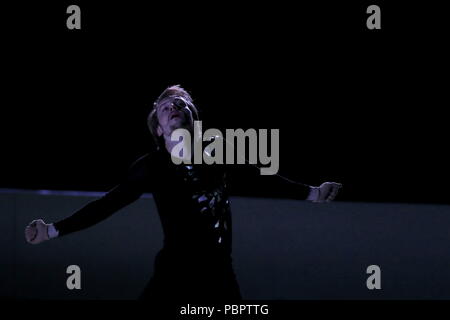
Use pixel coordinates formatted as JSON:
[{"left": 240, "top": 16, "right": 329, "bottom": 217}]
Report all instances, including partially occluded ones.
[{"left": 53, "top": 147, "right": 311, "bottom": 301}]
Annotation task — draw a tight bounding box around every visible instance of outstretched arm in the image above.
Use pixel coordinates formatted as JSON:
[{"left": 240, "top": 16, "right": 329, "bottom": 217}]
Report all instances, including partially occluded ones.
[
  {"left": 228, "top": 164, "right": 342, "bottom": 202},
  {"left": 25, "top": 154, "right": 152, "bottom": 244},
  {"left": 214, "top": 135, "right": 342, "bottom": 202}
]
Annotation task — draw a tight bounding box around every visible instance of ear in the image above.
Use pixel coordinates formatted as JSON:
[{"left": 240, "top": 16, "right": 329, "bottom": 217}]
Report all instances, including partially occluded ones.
[{"left": 157, "top": 125, "right": 163, "bottom": 137}]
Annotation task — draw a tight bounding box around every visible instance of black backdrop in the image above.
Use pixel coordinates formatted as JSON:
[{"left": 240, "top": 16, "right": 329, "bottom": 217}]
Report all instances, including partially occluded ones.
[{"left": 2, "top": 1, "right": 449, "bottom": 204}]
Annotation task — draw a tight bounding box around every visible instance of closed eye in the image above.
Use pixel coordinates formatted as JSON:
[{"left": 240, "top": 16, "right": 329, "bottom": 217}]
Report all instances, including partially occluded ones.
[{"left": 158, "top": 106, "right": 169, "bottom": 114}]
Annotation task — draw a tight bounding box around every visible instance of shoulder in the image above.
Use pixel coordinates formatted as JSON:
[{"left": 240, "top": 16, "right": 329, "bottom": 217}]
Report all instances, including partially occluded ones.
[
  {"left": 132, "top": 153, "right": 152, "bottom": 165},
  {"left": 129, "top": 148, "right": 167, "bottom": 171},
  {"left": 126, "top": 152, "right": 154, "bottom": 177}
]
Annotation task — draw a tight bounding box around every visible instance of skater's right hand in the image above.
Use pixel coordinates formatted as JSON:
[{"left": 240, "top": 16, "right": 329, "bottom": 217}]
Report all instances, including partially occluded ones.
[{"left": 25, "top": 219, "right": 50, "bottom": 244}]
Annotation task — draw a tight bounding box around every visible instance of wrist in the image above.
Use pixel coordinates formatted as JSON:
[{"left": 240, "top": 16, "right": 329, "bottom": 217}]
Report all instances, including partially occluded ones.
[
  {"left": 47, "top": 223, "right": 59, "bottom": 239},
  {"left": 306, "top": 186, "right": 319, "bottom": 201}
]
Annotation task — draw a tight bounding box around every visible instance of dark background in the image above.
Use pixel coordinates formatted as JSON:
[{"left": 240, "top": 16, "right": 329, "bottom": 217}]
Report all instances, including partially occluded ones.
[{"left": 2, "top": 1, "right": 449, "bottom": 204}]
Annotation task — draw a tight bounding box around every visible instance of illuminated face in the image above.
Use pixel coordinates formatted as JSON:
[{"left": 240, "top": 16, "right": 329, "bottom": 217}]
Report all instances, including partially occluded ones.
[{"left": 156, "top": 96, "right": 194, "bottom": 137}]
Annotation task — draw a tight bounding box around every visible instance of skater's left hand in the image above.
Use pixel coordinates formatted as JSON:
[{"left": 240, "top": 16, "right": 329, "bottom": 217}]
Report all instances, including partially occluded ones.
[{"left": 307, "top": 182, "right": 342, "bottom": 203}]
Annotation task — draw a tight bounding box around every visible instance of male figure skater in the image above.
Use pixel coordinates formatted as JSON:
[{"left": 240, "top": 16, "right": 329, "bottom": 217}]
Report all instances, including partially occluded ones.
[{"left": 25, "top": 85, "right": 342, "bottom": 301}]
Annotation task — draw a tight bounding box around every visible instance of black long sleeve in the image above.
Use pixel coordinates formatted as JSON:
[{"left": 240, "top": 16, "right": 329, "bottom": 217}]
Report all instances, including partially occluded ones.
[
  {"left": 54, "top": 154, "right": 151, "bottom": 236},
  {"left": 227, "top": 164, "right": 312, "bottom": 200}
]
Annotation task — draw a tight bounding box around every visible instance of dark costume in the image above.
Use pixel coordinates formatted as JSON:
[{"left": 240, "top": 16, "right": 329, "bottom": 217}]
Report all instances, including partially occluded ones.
[{"left": 53, "top": 147, "right": 310, "bottom": 301}]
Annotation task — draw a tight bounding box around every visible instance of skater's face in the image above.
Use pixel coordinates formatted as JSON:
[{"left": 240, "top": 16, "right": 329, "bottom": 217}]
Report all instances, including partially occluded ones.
[{"left": 156, "top": 96, "right": 194, "bottom": 137}]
